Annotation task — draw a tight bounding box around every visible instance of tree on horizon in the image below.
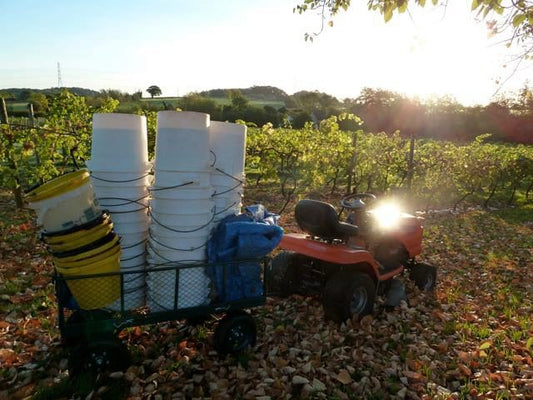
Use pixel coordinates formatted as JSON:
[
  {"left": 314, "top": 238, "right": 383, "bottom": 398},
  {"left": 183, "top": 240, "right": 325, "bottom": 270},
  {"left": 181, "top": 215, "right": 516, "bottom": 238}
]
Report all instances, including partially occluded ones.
[{"left": 147, "top": 85, "right": 162, "bottom": 98}]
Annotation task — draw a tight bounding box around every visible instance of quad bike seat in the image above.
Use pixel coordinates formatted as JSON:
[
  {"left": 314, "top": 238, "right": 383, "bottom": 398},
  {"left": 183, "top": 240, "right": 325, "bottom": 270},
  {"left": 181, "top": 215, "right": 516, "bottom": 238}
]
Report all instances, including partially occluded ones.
[{"left": 295, "top": 199, "right": 359, "bottom": 241}]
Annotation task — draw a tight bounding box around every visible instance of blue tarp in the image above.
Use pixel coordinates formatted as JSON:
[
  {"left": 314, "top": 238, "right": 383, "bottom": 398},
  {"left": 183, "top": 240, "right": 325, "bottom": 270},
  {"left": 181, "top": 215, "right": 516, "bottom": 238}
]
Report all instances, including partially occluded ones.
[{"left": 207, "top": 206, "right": 283, "bottom": 302}]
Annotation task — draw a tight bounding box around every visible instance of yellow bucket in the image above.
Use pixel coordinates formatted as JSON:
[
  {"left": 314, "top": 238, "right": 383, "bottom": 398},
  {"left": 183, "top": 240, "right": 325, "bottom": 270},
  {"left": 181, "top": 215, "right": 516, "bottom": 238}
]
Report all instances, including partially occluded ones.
[
  {"left": 26, "top": 169, "right": 101, "bottom": 232},
  {"left": 52, "top": 233, "right": 119, "bottom": 264},
  {"left": 46, "top": 220, "right": 114, "bottom": 252},
  {"left": 43, "top": 212, "right": 111, "bottom": 245},
  {"left": 54, "top": 243, "right": 121, "bottom": 269},
  {"left": 56, "top": 250, "right": 121, "bottom": 310},
  {"left": 26, "top": 169, "right": 90, "bottom": 202}
]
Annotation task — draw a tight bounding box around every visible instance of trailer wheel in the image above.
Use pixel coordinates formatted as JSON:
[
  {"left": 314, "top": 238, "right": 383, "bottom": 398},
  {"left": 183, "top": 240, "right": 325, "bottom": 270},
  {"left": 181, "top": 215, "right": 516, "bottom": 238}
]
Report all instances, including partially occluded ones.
[
  {"left": 214, "top": 311, "right": 256, "bottom": 355},
  {"left": 409, "top": 262, "right": 437, "bottom": 291},
  {"left": 62, "top": 311, "right": 85, "bottom": 347},
  {"left": 323, "top": 270, "right": 376, "bottom": 323},
  {"left": 68, "top": 338, "right": 130, "bottom": 377},
  {"left": 266, "top": 251, "right": 295, "bottom": 296},
  {"left": 62, "top": 309, "right": 113, "bottom": 347}
]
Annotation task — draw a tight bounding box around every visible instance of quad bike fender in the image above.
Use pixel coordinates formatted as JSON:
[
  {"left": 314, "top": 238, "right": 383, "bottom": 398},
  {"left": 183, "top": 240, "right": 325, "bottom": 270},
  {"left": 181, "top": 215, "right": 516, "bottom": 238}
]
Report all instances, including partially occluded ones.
[
  {"left": 391, "top": 231, "right": 423, "bottom": 258},
  {"left": 392, "top": 215, "right": 423, "bottom": 258},
  {"left": 279, "top": 233, "right": 402, "bottom": 281},
  {"left": 280, "top": 234, "right": 375, "bottom": 265}
]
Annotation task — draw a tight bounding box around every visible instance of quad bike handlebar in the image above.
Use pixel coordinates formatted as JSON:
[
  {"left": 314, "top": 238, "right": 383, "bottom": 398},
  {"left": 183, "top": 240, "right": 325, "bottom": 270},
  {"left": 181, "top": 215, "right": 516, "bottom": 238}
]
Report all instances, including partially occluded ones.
[{"left": 340, "top": 193, "right": 377, "bottom": 210}]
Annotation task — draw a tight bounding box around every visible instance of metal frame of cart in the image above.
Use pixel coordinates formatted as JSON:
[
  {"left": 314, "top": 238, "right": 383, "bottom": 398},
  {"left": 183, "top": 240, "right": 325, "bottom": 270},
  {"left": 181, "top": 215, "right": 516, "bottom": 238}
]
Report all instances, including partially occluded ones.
[{"left": 54, "top": 258, "right": 269, "bottom": 375}]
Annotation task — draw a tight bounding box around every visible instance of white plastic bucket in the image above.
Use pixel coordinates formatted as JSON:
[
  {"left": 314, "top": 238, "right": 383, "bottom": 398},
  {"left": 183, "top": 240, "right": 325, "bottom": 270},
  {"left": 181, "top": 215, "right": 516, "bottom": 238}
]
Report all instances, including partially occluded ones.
[
  {"left": 149, "top": 218, "right": 213, "bottom": 237},
  {"left": 104, "top": 203, "right": 149, "bottom": 215},
  {"left": 210, "top": 171, "right": 245, "bottom": 188},
  {"left": 149, "top": 197, "right": 214, "bottom": 215},
  {"left": 107, "top": 287, "right": 145, "bottom": 311},
  {"left": 153, "top": 170, "right": 211, "bottom": 189},
  {"left": 121, "top": 254, "right": 146, "bottom": 269},
  {"left": 213, "top": 194, "right": 242, "bottom": 210},
  {"left": 119, "top": 231, "right": 148, "bottom": 248},
  {"left": 113, "top": 225, "right": 149, "bottom": 241},
  {"left": 214, "top": 201, "right": 242, "bottom": 221},
  {"left": 213, "top": 187, "right": 243, "bottom": 200},
  {"left": 121, "top": 240, "right": 146, "bottom": 256},
  {"left": 112, "top": 221, "right": 147, "bottom": 235},
  {"left": 149, "top": 210, "right": 214, "bottom": 226},
  {"left": 32, "top": 181, "right": 101, "bottom": 232},
  {"left": 209, "top": 121, "right": 246, "bottom": 177},
  {"left": 149, "top": 186, "right": 214, "bottom": 200},
  {"left": 90, "top": 170, "right": 153, "bottom": 188},
  {"left": 149, "top": 223, "right": 212, "bottom": 240},
  {"left": 154, "top": 111, "right": 211, "bottom": 171},
  {"left": 147, "top": 246, "right": 206, "bottom": 263},
  {"left": 101, "top": 203, "right": 148, "bottom": 214},
  {"left": 90, "top": 113, "right": 149, "bottom": 172},
  {"left": 146, "top": 271, "right": 172, "bottom": 311},
  {"left": 147, "top": 267, "right": 210, "bottom": 311},
  {"left": 148, "top": 233, "right": 208, "bottom": 251},
  {"left": 93, "top": 185, "right": 149, "bottom": 202},
  {"left": 99, "top": 196, "right": 149, "bottom": 213},
  {"left": 122, "top": 252, "right": 146, "bottom": 265},
  {"left": 110, "top": 209, "right": 149, "bottom": 225},
  {"left": 214, "top": 201, "right": 241, "bottom": 214},
  {"left": 214, "top": 210, "right": 240, "bottom": 223},
  {"left": 148, "top": 249, "right": 206, "bottom": 263}
]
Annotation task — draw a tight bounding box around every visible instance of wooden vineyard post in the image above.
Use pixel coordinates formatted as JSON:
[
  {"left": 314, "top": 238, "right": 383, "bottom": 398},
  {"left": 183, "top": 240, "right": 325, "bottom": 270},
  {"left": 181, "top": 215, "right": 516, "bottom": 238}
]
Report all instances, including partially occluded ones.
[
  {"left": 347, "top": 131, "right": 357, "bottom": 194},
  {"left": 1, "top": 97, "right": 24, "bottom": 208},
  {"left": 28, "top": 103, "right": 41, "bottom": 168},
  {"left": 406, "top": 135, "right": 415, "bottom": 192}
]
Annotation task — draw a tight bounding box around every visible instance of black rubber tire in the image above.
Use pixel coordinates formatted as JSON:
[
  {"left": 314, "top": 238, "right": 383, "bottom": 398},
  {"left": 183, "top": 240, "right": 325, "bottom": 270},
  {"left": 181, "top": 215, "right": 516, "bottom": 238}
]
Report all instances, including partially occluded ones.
[
  {"left": 213, "top": 311, "right": 257, "bottom": 355},
  {"left": 265, "top": 251, "right": 295, "bottom": 296},
  {"left": 322, "top": 270, "right": 376, "bottom": 323},
  {"left": 68, "top": 338, "right": 130, "bottom": 377},
  {"left": 409, "top": 262, "right": 437, "bottom": 291}
]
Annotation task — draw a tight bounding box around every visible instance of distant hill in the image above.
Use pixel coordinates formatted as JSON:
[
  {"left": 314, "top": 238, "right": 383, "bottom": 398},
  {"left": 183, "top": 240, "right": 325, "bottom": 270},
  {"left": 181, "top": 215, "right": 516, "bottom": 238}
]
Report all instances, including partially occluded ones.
[
  {"left": 199, "top": 85, "right": 290, "bottom": 102},
  {"left": 2, "top": 85, "right": 291, "bottom": 103},
  {"left": 1, "top": 87, "right": 100, "bottom": 100}
]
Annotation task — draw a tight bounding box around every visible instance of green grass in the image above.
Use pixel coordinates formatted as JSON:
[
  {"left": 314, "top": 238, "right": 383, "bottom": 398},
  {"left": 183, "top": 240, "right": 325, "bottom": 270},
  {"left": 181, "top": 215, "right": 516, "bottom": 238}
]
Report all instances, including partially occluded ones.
[
  {"left": 493, "top": 202, "right": 533, "bottom": 224},
  {"left": 208, "top": 97, "right": 286, "bottom": 109},
  {"left": 6, "top": 102, "right": 30, "bottom": 113}
]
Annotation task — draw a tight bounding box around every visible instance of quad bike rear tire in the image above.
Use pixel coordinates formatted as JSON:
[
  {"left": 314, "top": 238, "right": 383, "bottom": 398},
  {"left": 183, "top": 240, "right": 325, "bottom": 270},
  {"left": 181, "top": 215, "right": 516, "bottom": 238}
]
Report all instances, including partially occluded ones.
[
  {"left": 266, "top": 251, "right": 295, "bottom": 296},
  {"left": 323, "top": 270, "right": 376, "bottom": 323},
  {"left": 409, "top": 262, "right": 437, "bottom": 291}
]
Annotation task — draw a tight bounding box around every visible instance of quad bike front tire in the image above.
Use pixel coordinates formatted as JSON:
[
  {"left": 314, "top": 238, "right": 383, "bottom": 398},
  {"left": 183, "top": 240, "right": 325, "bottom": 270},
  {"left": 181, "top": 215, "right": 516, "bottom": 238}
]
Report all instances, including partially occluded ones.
[
  {"left": 373, "top": 239, "right": 408, "bottom": 271},
  {"left": 409, "top": 262, "right": 437, "bottom": 291},
  {"left": 265, "top": 251, "right": 295, "bottom": 296},
  {"left": 213, "top": 311, "right": 257, "bottom": 355},
  {"left": 323, "top": 270, "right": 376, "bottom": 323}
]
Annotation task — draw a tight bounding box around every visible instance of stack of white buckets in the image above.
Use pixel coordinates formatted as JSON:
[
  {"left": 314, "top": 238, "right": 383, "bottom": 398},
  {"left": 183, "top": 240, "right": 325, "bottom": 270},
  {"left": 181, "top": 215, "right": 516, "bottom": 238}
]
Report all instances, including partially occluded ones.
[
  {"left": 88, "top": 113, "right": 151, "bottom": 310},
  {"left": 147, "top": 111, "right": 213, "bottom": 310},
  {"left": 210, "top": 121, "right": 247, "bottom": 225},
  {"left": 88, "top": 111, "right": 247, "bottom": 311}
]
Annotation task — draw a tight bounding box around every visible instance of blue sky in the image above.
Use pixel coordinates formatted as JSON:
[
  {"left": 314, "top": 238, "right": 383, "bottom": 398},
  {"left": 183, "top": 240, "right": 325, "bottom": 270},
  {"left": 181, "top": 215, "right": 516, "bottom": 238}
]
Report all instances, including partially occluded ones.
[{"left": 1, "top": 0, "right": 530, "bottom": 105}]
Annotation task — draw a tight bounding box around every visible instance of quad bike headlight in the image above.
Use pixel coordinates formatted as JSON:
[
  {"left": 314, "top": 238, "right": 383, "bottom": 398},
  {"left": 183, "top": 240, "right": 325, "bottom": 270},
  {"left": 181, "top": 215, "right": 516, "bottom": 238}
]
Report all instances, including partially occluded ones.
[{"left": 370, "top": 203, "right": 402, "bottom": 230}]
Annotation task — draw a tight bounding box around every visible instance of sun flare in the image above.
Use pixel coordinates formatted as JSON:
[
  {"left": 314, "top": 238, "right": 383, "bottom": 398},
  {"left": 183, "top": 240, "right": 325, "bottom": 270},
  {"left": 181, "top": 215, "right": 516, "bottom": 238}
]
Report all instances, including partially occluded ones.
[{"left": 389, "top": 20, "right": 492, "bottom": 104}]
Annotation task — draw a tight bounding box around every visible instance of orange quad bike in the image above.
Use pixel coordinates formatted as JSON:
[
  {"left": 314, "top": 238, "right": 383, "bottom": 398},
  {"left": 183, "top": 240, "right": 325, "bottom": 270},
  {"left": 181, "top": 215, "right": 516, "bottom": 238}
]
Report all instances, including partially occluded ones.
[{"left": 267, "top": 194, "right": 437, "bottom": 323}]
